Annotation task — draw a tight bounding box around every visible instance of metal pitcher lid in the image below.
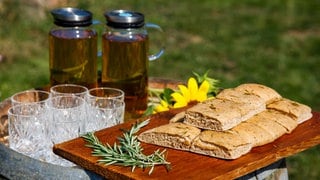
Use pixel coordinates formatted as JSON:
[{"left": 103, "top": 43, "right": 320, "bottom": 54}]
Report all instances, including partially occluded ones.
[
  {"left": 104, "top": 10, "right": 144, "bottom": 28},
  {"left": 51, "top": 7, "right": 92, "bottom": 27}
]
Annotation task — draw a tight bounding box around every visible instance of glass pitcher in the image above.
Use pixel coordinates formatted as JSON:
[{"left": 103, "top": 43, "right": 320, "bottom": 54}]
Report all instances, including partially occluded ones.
[
  {"left": 101, "top": 10, "right": 165, "bottom": 119},
  {"left": 49, "top": 7, "right": 98, "bottom": 89}
]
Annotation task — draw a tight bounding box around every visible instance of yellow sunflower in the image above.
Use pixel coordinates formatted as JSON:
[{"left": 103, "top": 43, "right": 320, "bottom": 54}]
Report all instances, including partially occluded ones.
[{"left": 171, "top": 77, "right": 210, "bottom": 108}]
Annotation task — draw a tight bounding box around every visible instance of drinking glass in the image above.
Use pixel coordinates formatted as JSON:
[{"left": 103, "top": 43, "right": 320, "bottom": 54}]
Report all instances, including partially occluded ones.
[
  {"left": 8, "top": 103, "right": 49, "bottom": 161},
  {"left": 50, "top": 84, "right": 88, "bottom": 98},
  {"left": 11, "top": 90, "right": 50, "bottom": 107},
  {"left": 46, "top": 95, "right": 86, "bottom": 166},
  {"left": 86, "top": 88, "right": 125, "bottom": 132}
]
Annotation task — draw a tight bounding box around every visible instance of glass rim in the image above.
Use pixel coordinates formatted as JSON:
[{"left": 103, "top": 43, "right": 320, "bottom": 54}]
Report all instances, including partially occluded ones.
[
  {"left": 50, "top": 84, "right": 89, "bottom": 96},
  {"left": 87, "top": 87, "right": 124, "bottom": 100},
  {"left": 11, "top": 90, "right": 50, "bottom": 104},
  {"left": 8, "top": 103, "right": 45, "bottom": 117}
]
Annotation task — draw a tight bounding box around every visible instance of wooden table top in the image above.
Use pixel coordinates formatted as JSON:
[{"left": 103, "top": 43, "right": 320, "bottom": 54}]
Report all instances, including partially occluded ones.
[{"left": 53, "top": 107, "right": 320, "bottom": 180}]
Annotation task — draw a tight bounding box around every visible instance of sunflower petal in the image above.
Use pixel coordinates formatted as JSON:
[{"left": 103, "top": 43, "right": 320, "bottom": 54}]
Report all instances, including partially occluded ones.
[
  {"left": 199, "top": 80, "right": 210, "bottom": 94},
  {"left": 188, "top": 77, "right": 199, "bottom": 101},
  {"left": 173, "top": 101, "right": 187, "bottom": 108},
  {"left": 154, "top": 100, "right": 170, "bottom": 112},
  {"left": 196, "top": 92, "right": 207, "bottom": 102},
  {"left": 178, "top": 85, "right": 190, "bottom": 102},
  {"left": 155, "top": 105, "right": 169, "bottom": 112},
  {"left": 171, "top": 92, "right": 188, "bottom": 108}
]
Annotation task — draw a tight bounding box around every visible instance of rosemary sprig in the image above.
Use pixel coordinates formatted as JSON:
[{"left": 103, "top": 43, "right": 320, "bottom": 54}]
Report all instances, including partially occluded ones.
[{"left": 82, "top": 119, "right": 171, "bottom": 175}]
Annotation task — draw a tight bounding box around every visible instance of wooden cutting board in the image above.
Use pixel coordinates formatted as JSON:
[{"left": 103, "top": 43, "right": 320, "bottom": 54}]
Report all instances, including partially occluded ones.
[{"left": 53, "top": 108, "right": 320, "bottom": 180}]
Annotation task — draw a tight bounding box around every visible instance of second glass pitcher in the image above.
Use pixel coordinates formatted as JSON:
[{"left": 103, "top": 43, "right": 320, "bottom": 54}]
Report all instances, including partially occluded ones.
[{"left": 101, "top": 10, "right": 165, "bottom": 119}]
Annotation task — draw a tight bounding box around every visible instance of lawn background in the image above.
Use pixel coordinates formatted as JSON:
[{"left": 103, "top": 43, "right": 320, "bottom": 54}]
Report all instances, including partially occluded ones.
[{"left": 0, "top": 0, "right": 319, "bottom": 179}]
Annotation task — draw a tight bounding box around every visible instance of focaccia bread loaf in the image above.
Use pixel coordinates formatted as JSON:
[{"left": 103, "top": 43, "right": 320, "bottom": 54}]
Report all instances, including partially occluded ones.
[
  {"left": 190, "top": 130, "right": 252, "bottom": 159},
  {"left": 267, "top": 98, "right": 313, "bottom": 124},
  {"left": 138, "top": 83, "right": 313, "bottom": 160},
  {"left": 184, "top": 98, "right": 265, "bottom": 131},
  {"left": 137, "top": 122, "right": 201, "bottom": 151},
  {"left": 235, "top": 83, "right": 282, "bottom": 104}
]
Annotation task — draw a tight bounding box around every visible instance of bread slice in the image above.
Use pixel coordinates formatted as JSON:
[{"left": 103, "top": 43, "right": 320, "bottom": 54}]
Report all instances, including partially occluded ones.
[
  {"left": 137, "top": 122, "right": 201, "bottom": 151},
  {"left": 184, "top": 99, "right": 242, "bottom": 131},
  {"left": 190, "top": 130, "right": 252, "bottom": 159},
  {"left": 267, "top": 98, "right": 312, "bottom": 124},
  {"left": 231, "top": 122, "right": 274, "bottom": 147},
  {"left": 257, "top": 109, "right": 298, "bottom": 133},
  {"left": 216, "top": 88, "right": 267, "bottom": 122},
  {"left": 246, "top": 114, "right": 287, "bottom": 140},
  {"left": 235, "top": 83, "right": 282, "bottom": 104},
  {"left": 184, "top": 98, "right": 265, "bottom": 131}
]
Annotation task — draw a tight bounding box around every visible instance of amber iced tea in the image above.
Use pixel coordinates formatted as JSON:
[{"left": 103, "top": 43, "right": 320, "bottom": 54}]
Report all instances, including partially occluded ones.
[
  {"left": 101, "top": 34, "right": 149, "bottom": 119},
  {"left": 49, "top": 29, "right": 98, "bottom": 88}
]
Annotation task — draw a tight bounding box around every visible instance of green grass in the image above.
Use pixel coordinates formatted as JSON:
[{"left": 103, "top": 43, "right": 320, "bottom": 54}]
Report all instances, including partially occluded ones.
[{"left": 0, "top": 0, "right": 319, "bottom": 179}]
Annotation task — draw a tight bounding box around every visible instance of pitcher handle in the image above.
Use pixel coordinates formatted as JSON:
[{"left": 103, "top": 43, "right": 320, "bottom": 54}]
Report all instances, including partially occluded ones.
[{"left": 146, "top": 23, "right": 165, "bottom": 61}]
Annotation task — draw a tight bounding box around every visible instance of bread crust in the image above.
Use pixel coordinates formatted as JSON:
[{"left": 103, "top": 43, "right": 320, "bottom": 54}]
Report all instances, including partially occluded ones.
[
  {"left": 216, "top": 88, "right": 265, "bottom": 105},
  {"left": 267, "top": 98, "right": 313, "bottom": 124},
  {"left": 231, "top": 122, "right": 274, "bottom": 147},
  {"left": 257, "top": 109, "right": 298, "bottom": 133},
  {"left": 235, "top": 83, "right": 282, "bottom": 104},
  {"left": 169, "top": 111, "right": 185, "bottom": 123},
  {"left": 190, "top": 130, "right": 252, "bottom": 159},
  {"left": 246, "top": 114, "right": 287, "bottom": 140}
]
